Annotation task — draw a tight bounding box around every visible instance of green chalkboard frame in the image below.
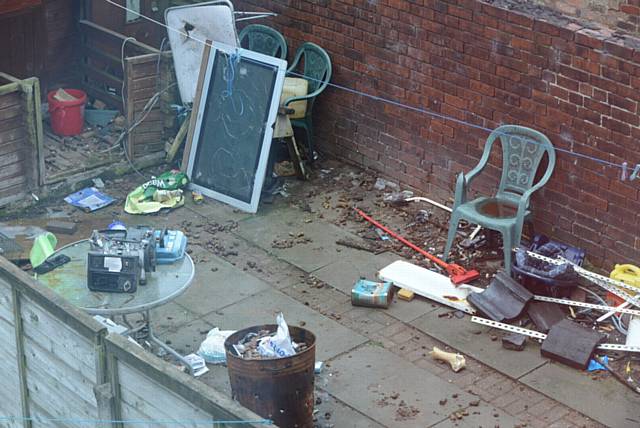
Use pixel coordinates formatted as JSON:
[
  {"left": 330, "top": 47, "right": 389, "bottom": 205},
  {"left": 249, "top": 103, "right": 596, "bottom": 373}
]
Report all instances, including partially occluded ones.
[{"left": 187, "top": 42, "right": 287, "bottom": 213}]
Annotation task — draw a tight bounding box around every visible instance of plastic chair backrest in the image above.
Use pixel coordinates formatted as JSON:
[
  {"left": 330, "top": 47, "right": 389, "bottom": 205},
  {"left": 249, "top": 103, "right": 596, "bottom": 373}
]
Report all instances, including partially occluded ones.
[
  {"left": 288, "top": 42, "right": 332, "bottom": 98},
  {"left": 238, "top": 24, "right": 287, "bottom": 60},
  {"left": 482, "top": 125, "right": 556, "bottom": 206}
]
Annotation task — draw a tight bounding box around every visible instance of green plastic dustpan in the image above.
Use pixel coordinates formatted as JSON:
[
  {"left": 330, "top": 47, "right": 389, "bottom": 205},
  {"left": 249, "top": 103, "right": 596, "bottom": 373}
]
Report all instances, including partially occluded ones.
[{"left": 30, "top": 232, "right": 57, "bottom": 268}]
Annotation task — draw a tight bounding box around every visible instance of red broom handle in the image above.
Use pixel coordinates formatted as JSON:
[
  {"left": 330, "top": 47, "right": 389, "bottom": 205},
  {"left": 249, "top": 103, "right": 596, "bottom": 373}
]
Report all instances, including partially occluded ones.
[{"left": 355, "top": 208, "right": 449, "bottom": 270}]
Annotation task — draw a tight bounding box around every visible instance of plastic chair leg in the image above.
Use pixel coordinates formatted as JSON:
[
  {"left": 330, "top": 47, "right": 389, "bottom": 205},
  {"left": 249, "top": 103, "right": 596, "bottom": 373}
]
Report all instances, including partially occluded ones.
[
  {"left": 502, "top": 230, "right": 513, "bottom": 276},
  {"left": 444, "top": 211, "right": 462, "bottom": 261}
]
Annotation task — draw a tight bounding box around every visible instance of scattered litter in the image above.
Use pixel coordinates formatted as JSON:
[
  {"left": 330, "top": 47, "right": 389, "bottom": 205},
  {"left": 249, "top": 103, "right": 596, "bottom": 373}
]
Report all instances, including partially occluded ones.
[
  {"left": 351, "top": 278, "right": 394, "bottom": 308},
  {"left": 29, "top": 232, "right": 57, "bottom": 269},
  {"left": 93, "top": 315, "right": 128, "bottom": 335},
  {"left": 314, "top": 361, "right": 324, "bottom": 374},
  {"left": 357, "top": 209, "right": 480, "bottom": 284},
  {"left": 502, "top": 332, "right": 527, "bottom": 351},
  {"left": 53, "top": 88, "right": 78, "bottom": 102},
  {"left": 192, "top": 190, "right": 204, "bottom": 205},
  {"left": 627, "top": 317, "right": 640, "bottom": 347},
  {"left": 374, "top": 228, "right": 390, "bottom": 241},
  {"left": 378, "top": 260, "right": 482, "bottom": 314},
  {"left": 45, "top": 220, "right": 77, "bottom": 235},
  {"left": 383, "top": 190, "right": 414, "bottom": 206},
  {"left": 429, "top": 346, "right": 466, "bottom": 372},
  {"left": 197, "top": 327, "right": 236, "bottom": 364},
  {"left": 373, "top": 177, "right": 400, "bottom": 191},
  {"left": 335, "top": 238, "right": 383, "bottom": 254},
  {"left": 527, "top": 301, "right": 566, "bottom": 333},
  {"left": 397, "top": 288, "right": 415, "bottom": 302},
  {"left": 540, "top": 319, "right": 604, "bottom": 370},
  {"left": 108, "top": 220, "right": 126, "bottom": 231},
  {"left": 92, "top": 177, "right": 105, "bottom": 188},
  {"left": 183, "top": 353, "right": 209, "bottom": 377},
  {"left": 64, "top": 187, "right": 114, "bottom": 212},
  {"left": 125, "top": 170, "right": 189, "bottom": 214},
  {"left": 588, "top": 355, "right": 608, "bottom": 372},
  {"left": 33, "top": 253, "right": 70, "bottom": 275},
  {"left": 467, "top": 271, "right": 533, "bottom": 322}
]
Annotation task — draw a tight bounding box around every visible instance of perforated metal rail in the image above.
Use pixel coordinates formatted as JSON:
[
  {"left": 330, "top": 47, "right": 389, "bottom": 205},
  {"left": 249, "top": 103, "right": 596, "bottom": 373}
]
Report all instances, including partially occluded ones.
[
  {"left": 470, "top": 316, "right": 640, "bottom": 353},
  {"left": 532, "top": 295, "right": 640, "bottom": 316},
  {"left": 522, "top": 250, "right": 640, "bottom": 308}
]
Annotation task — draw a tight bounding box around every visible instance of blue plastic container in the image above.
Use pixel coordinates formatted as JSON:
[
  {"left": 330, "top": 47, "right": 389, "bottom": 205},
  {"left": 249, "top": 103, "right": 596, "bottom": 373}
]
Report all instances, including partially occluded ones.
[{"left": 155, "top": 230, "right": 188, "bottom": 264}]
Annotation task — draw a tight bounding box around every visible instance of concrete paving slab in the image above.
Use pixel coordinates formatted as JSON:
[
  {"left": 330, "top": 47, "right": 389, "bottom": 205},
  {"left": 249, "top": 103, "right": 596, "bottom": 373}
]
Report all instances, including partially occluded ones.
[
  {"left": 236, "top": 207, "right": 365, "bottom": 273},
  {"left": 430, "top": 403, "right": 519, "bottom": 428},
  {"left": 157, "top": 316, "right": 214, "bottom": 355},
  {"left": 198, "top": 288, "right": 368, "bottom": 361},
  {"left": 198, "top": 365, "right": 386, "bottom": 428},
  {"left": 325, "top": 343, "right": 519, "bottom": 428},
  {"left": 149, "top": 301, "right": 198, "bottom": 334},
  {"left": 174, "top": 256, "right": 271, "bottom": 316},
  {"left": 520, "top": 362, "right": 640, "bottom": 428},
  {"left": 314, "top": 252, "right": 438, "bottom": 323},
  {"left": 314, "top": 390, "right": 386, "bottom": 428},
  {"left": 184, "top": 196, "right": 254, "bottom": 222},
  {"left": 410, "top": 308, "right": 547, "bottom": 379}
]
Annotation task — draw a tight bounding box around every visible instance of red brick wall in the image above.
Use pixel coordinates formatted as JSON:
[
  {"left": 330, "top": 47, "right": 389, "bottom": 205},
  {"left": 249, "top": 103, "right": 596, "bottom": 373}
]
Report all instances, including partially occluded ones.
[{"left": 236, "top": 0, "right": 640, "bottom": 269}]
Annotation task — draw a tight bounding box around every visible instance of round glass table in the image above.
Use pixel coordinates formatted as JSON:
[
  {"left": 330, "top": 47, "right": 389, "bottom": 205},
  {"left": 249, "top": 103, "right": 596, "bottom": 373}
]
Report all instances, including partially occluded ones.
[{"left": 37, "top": 239, "right": 196, "bottom": 372}]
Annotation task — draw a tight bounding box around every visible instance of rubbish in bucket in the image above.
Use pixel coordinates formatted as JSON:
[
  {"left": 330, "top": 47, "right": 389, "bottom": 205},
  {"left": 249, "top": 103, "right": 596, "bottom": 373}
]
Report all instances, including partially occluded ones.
[
  {"left": 48, "top": 88, "right": 87, "bottom": 136},
  {"left": 257, "top": 313, "right": 296, "bottom": 358},
  {"left": 513, "top": 234, "right": 584, "bottom": 297},
  {"left": 225, "top": 323, "right": 316, "bottom": 428}
]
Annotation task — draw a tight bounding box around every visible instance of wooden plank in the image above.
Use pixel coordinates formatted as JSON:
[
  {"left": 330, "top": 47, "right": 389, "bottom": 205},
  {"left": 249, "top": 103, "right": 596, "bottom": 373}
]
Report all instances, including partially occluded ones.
[
  {"left": 0, "top": 139, "right": 28, "bottom": 156},
  {"left": 80, "top": 43, "right": 122, "bottom": 68},
  {"left": 0, "top": 116, "right": 26, "bottom": 133},
  {"left": 181, "top": 41, "right": 211, "bottom": 172},
  {"left": 118, "top": 362, "right": 211, "bottom": 422},
  {"left": 0, "top": 127, "right": 27, "bottom": 145},
  {"left": 131, "top": 85, "right": 160, "bottom": 101},
  {"left": 26, "top": 367, "right": 95, "bottom": 426},
  {"left": 81, "top": 63, "right": 124, "bottom": 90},
  {"left": 129, "top": 61, "right": 162, "bottom": 79},
  {"left": 129, "top": 75, "right": 159, "bottom": 91},
  {"left": 29, "top": 77, "right": 44, "bottom": 186},
  {"left": 131, "top": 109, "right": 163, "bottom": 123},
  {"left": 24, "top": 337, "right": 99, "bottom": 408},
  {"left": 130, "top": 118, "right": 164, "bottom": 133},
  {"left": 82, "top": 84, "right": 122, "bottom": 110},
  {"left": 0, "top": 161, "right": 25, "bottom": 180},
  {"left": 20, "top": 297, "right": 97, "bottom": 379},
  {"left": 0, "top": 104, "right": 22, "bottom": 121},
  {"left": 12, "top": 287, "right": 30, "bottom": 426},
  {"left": 125, "top": 59, "right": 135, "bottom": 159},
  {"left": 0, "top": 150, "right": 26, "bottom": 167},
  {"left": 78, "top": 20, "right": 159, "bottom": 54},
  {"left": 0, "top": 91, "right": 21, "bottom": 107}
]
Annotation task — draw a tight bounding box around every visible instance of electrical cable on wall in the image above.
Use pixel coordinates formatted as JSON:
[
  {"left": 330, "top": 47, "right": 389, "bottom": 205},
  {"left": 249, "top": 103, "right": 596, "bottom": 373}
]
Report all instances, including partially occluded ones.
[{"left": 102, "top": 0, "right": 638, "bottom": 181}]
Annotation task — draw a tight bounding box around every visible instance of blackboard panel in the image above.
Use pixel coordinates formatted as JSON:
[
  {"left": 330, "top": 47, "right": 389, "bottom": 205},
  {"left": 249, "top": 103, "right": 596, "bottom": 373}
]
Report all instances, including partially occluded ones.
[{"left": 187, "top": 44, "right": 286, "bottom": 212}]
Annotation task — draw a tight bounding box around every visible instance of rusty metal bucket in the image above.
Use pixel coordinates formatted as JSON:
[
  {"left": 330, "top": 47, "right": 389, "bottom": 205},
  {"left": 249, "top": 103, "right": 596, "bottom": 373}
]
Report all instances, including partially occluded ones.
[{"left": 224, "top": 324, "right": 316, "bottom": 428}]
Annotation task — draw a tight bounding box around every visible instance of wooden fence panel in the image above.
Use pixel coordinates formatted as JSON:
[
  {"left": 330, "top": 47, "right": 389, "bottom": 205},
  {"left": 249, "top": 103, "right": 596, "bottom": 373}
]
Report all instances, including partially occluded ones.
[
  {"left": 0, "top": 257, "right": 271, "bottom": 428},
  {"left": 0, "top": 278, "right": 22, "bottom": 424},
  {"left": 20, "top": 295, "right": 100, "bottom": 424}
]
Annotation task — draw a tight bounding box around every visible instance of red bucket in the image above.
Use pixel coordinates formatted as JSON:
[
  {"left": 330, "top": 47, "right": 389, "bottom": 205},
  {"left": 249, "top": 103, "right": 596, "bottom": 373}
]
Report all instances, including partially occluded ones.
[{"left": 47, "top": 89, "right": 87, "bottom": 136}]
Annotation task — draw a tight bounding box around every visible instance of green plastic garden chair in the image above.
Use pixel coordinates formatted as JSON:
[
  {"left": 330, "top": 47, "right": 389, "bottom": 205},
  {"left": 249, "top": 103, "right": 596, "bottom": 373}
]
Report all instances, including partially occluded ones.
[
  {"left": 443, "top": 125, "right": 556, "bottom": 275},
  {"left": 238, "top": 24, "right": 288, "bottom": 60},
  {"left": 285, "top": 42, "right": 332, "bottom": 160}
]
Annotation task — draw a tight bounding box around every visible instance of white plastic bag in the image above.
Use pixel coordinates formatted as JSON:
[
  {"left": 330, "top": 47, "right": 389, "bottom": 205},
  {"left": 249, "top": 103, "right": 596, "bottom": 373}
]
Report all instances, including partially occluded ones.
[
  {"left": 197, "top": 327, "right": 235, "bottom": 364},
  {"left": 258, "top": 313, "right": 296, "bottom": 358}
]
